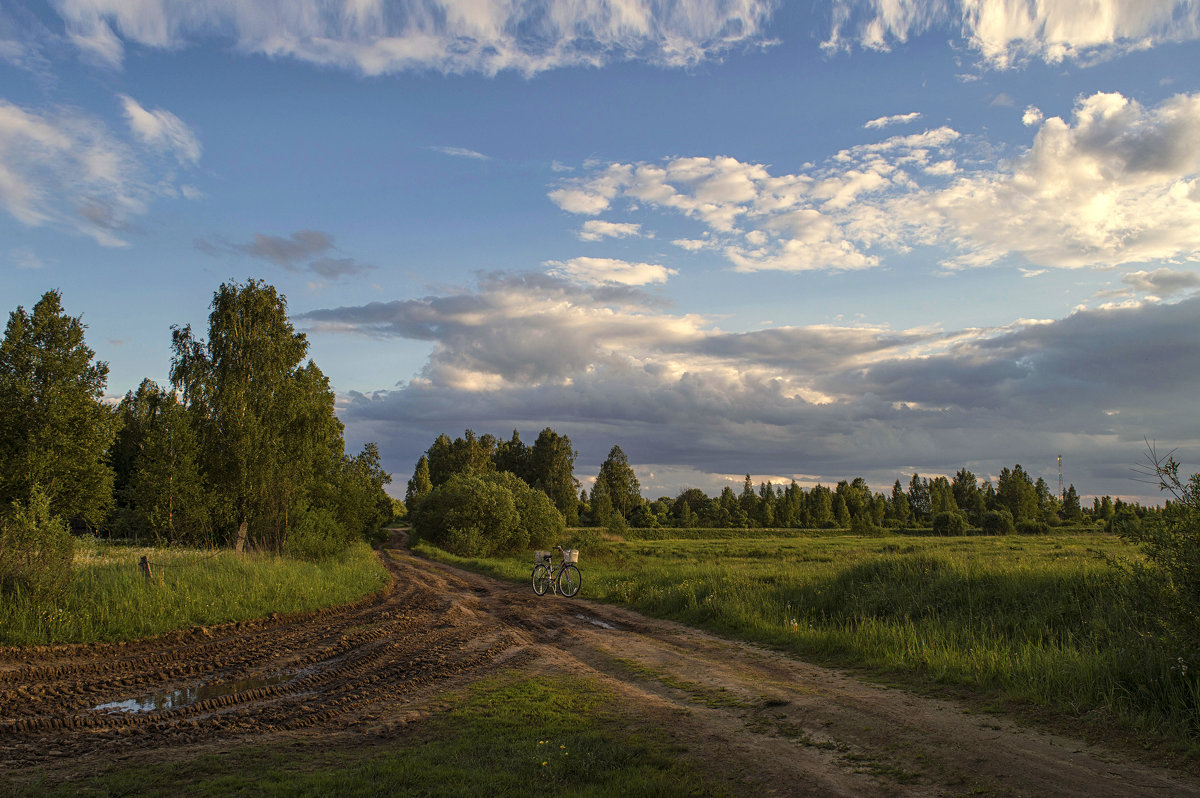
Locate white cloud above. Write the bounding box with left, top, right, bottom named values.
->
left=825, top=0, right=1200, bottom=67
left=52, top=0, right=777, bottom=75
left=0, top=99, right=198, bottom=246
left=578, top=220, right=646, bottom=242
left=429, top=145, right=490, bottom=160
left=864, top=111, right=921, bottom=129
left=119, top=94, right=201, bottom=164
left=546, top=256, right=677, bottom=286
left=1022, top=105, right=1044, bottom=126
left=551, top=91, right=1200, bottom=274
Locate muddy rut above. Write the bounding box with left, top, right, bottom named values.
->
left=2, top=537, right=1198, bottom=796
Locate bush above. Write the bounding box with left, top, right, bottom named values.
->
left=0, top=486, right=75, bottom=603
left=931, top=511, right=968, bottom=536
left=285, top=504, right=353, bottom=561
left=1123, top=449, right=1200, bottom=658
left=412, top=472, right=564, bottom=557
left=979, top=509, right=1015, bottom=536
left=1016, top=519, right=1050, bottom=535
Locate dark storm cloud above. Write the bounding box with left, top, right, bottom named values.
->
left=313, top=275, right=1200, bottom=501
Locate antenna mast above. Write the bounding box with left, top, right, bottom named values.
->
left=1058, top=454, right=1064, bottom=501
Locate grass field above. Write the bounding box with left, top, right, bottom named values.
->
left=0, top=537, right=389, bottom=645
left=419, top=530, right=1200, bottom=758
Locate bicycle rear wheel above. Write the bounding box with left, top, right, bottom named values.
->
left=559, top=564, right=581, bottom=597
left=531, top=564, right=550, bottom=596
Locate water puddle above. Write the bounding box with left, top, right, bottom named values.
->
left=576, top=613, right=617, bottom=630
left=94, top=673, right=294, bottom=714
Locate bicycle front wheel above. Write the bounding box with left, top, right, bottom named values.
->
left=531, top=564, right=550, bottom=596
left=559, top=564, right=581, bottom=598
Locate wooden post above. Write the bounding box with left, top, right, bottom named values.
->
left=139, top=555, right=153, bottom=581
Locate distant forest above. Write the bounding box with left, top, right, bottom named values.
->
left=407, top=429, right=1151, bottom=534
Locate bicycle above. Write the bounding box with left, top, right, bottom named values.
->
left=531, top=545, right=581, bottom=597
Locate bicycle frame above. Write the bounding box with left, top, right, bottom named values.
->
left=532, top=546, right=581, bottom=597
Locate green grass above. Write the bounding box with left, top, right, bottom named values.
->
left=0, top=537, right=389, bottom=645
left=418, top=531, right=1200, bottom=758
left=6, top=671, right=729, bottom=797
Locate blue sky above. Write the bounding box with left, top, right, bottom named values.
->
left=3, top=1, right=1200, bottom=503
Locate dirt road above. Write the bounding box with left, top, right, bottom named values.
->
left=2, top=537, right=1198, bottom=796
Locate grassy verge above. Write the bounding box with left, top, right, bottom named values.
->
left=7, top=671, right=729, bottom=797
left=0, top=538, right=389, bottom=645
left=416, top=532, right=1200, bottom=760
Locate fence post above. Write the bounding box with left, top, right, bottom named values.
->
left=139, top=555, right=153, bottom=581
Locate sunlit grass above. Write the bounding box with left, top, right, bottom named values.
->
left=419, top=531, right=1200, bottom=755
left=0, top=537, right=389, bottom=645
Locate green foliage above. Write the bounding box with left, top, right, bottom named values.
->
left=596, top=445, right=641, bottom=521
left=412, top=472, right=564, bottom=557
left=405, top=454, right=433, bottom=511
left=169, top=280, right=384, bottom=555
left=0, top=290, right=117, bottom=523
left=1123, top=448, right=1200, bottom=660
left=0, top=486, right=74, bottom=604
left=931, top=511, right=968, bottom=536
left=113, top=380, right=215, bottom=546
left=1016, top=519, right=1050, bottom=535
left=284, top=505, right=353, bottom=561
left=980, top=509, right=1016, bottom=536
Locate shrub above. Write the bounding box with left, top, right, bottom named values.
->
left=0, top=486, right=75, bottom=603
left=412, top=472, right=564, bottom=557
left=979, top=509, right=1015, bottom=536
left=931, top=511, right=968, bottom=536
left=1016, top=519, right=1050, bottom=535
left=285, top=504, right=352, bottom=561
left=1123, top=449, right=1200, bottom=658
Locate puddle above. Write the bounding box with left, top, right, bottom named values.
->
left=93, top=673, right=294, bottom=714
left=576, top=613, right=617, bottom=630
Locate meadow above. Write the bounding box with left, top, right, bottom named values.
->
left=0, top=537, right=389, bottom=645
left=419, top=529, right=1200, bottom=758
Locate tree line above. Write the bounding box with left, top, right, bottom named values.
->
left=406, top=430, right=1149, bottom=536
left=0, top=281, right=393, bottom=579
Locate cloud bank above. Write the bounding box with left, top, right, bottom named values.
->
left=53, top=0, right=777, bottom=75
left=302, top=273, right=1200, bottom=498
left=550, top=91, right=1200, bottom=273
left=825, top=0, right=1200, bottom=67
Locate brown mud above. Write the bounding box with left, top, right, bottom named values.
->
left=2, top=533, right=1198, bottom=796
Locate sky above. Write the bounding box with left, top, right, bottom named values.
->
left=3, top=1, right=1200, bottom=504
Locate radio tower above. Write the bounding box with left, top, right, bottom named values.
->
left=1058, top=454, right=1064, bottom=501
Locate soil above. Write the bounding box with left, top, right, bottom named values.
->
left=2, top=533, right=1199, bottom=796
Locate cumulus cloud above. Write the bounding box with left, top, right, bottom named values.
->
left=303, top=275, right=1200, bottom=499
left=864, top=111, right=922, bottom=129
left=197, top=229, right=374, bottom=279
left=51, top=0, right=776, bottom=75
left=119, top=94, right=201, bottom=164
left=546, top=256, right=677, bottom=286
left=550, top=91, right=1200, bottom=273
left=0, top=98, right=199, bottom=246
left=824, top=0, right=1200, bottom=68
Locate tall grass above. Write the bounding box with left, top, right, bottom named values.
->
left=421, top=532, right=1200, bottom=754
left=0, top=537, right=389, bottom=645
